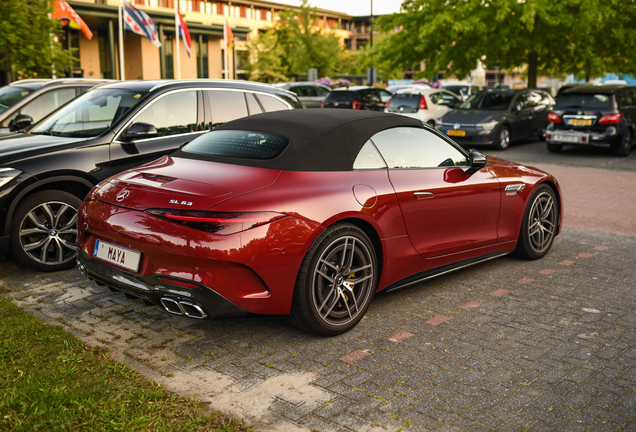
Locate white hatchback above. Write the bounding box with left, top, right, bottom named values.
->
left=385, top=86, right=462, bottom=126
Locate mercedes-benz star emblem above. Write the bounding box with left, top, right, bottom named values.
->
left=453, top=123, right=460, bottom=130
left=116, top=190, right=130, bottom=202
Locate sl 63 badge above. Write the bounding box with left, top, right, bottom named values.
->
left=170, top=199, right=193, bottom=206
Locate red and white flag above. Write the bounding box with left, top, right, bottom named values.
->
left=123, top=0, right=161, bottom=47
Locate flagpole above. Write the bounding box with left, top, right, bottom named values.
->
left=174, top=3, right=181, bottom=79
left=223, top=17, right=229, bottom=80
left=118, top=0, right=124, bottom=80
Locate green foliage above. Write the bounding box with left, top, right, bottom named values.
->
left=376, top=0, right=636, bottom=87
left=246, top=0, right=344, bottom=81
left=0, top=297, right=249, bottom=431
left=0, top=0, right=75, bottom=79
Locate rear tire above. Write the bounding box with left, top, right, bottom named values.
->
left=547, top=143, right=563, bottom=153
left=614, top=129, right=632, bottom=157
left=514, top=185, right=559, bottom=260
left=493, top=126, right=511, bottom=150
left=286, top=223, right=377, bottom=336
left=10, top=190, right=81, bottom=272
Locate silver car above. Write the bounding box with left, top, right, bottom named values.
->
left=273, top=82, right=332, bottom=108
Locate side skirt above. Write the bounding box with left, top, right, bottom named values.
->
left=380, top=251, right=512, bottom=293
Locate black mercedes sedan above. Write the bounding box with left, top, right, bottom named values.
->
left=436, top=89, right=555, bottom=150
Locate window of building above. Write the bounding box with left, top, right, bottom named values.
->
left=196, top=35, right=209, bottom=78
left=163, top=34, right=174, bottom=79
left=98, top=33, right=113, bottom=79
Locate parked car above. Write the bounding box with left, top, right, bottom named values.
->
left=0, top=78, right=114, bottom=135
left=321, top=86, right=392, bottom=111
left=442, top=84, right=481, bottom=101
left=0, top=79, right=302, bottom=272
left=545, top=84, right=634, bottom=156
left=555, top=83, right=581, bottom=99
left=436, top=88, right=555, bottom=150
left=272, top=81, right=331, bottom=108
left=76, top=109, right=562, bottom=336
left=385, top=86, right=461, bottom=126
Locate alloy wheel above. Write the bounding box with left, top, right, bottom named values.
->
left=527, top=191, right=557, bottom=254
left=18, top=201, right=78, bottom=267
left=499, top=128, right=510, bottom=149
left=311, top=235, right=375, bottom=328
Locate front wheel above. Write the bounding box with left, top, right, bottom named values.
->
left=286, top=224, right=377, bottom=336
left=10, top=190, right=82, bottom=272
left=493, top=126, right=511, bottom=150
left=514, top=185, right=559, bottom=260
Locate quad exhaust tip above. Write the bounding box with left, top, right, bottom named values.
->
left=160, top=297, right=207, bottom=319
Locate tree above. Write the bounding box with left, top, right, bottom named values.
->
left=246, top=0, right=344, bottom=81
left=0, top=0, right=74, bottom=80
left=376, top=0, right=636, bottom=88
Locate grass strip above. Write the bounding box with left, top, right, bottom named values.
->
left=0, top=296, right=250, bottom=431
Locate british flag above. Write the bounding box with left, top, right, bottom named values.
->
left=123, top=0, right=161, bottom=47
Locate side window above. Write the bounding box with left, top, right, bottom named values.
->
left=527, top=91, right=543, bottom=107
left=371, top=127, right=468, bottom=169
left=365, top=90, right=380, bottom=103
left=20, top=88, right=76, bottom=123
left=207, top=90, right=248, bottom=127
left=429, top=92, right=443, bottom=105
left=315, top=86, right=330, bottom=97
left=377, top=89, right=392, bottom=103
left=296, top=86, right=316, bottom=97
left=353, top=140, right=387, bottom=170
left=515, top=93, right=530, bottom=110
left=256, top=94, right=289, bottom=112
left=441, top=92, right=460, bottom=106
left=245, top=92, right=263, bottom=115
left=134, top=90, right=197, bottom=137
left=622, top=89, right=635, bottom=107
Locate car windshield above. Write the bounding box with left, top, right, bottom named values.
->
left=31, top=88, right=145, bottom=138
left=0, top=86, right=33, bottom=114
left=459, top=92, right=514, bottom=110
left=326, top=91, right=356, bottom=102
left=555, top=93, right=612, bottom=109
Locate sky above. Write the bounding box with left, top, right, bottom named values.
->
left=271, top=0, right=404, bottom=16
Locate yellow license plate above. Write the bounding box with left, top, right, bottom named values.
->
left=447, top=130, right=466, bottom=137
left=569, top=119, right=592, bottom=126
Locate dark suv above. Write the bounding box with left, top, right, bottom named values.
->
left=0, top=79, right=302, bottom=271
left=321, top=86, right=392, bottom=111
left=0, top=78, right=114, bottom=135
left=546, top=84, right=635, bottom=156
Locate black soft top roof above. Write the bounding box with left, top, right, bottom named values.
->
left=175, top=109, right=424, bottom=171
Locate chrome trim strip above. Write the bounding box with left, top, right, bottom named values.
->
left=386, top=252, right=510, bottom=292
left=505, top=183, right=526, bottom=192
left=414, top=192, right=435, bottom=197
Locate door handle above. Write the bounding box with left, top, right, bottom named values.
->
left=414, top=192, right=435, bottom=199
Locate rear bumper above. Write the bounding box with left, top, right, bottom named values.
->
left=77, top=248, right=248, bottom=320
left=545, top=126, right=621, bottom=148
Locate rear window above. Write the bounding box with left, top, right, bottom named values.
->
left=325, top=91, right=356, bottom=102
left=387, top=94, right=421, bottom=113
left=555, top=93, right=613, bottom=109
left=182, top=130, right=288, bottom=159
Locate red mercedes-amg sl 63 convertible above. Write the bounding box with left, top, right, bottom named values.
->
left=77, top=109, right=562, bottom=335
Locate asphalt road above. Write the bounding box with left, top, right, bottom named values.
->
left=2, top=139, right=635, bottom=431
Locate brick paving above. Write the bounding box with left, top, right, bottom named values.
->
left=2, top=226, right=636, bottom=431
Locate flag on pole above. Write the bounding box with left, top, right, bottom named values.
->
left=123, top=0, right=161, bottom=47
left=224, top=17, right=235, bottom=51
left=51, top=0, right=93, bottom=40
left=176, top=7, right=192, bottom=58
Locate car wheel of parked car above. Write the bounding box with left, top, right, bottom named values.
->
left=10, top=190, right=81, bottom=272
left=493, top=126, right=511, bottom=150
left=547, top=143, right=563, bottom=153
left=514, top=185, right=558, bottom=260
left=614, top=129, right=633, bottom=157
left=287, top=223, right=377, bottom=336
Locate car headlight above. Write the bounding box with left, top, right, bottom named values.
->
left=0, top=168, right=22, bottom=189
left=476, top=121, right=498, bottom=131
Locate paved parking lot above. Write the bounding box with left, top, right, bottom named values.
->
left=2, top=143, right=635, bottom=431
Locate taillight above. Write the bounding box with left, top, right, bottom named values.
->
left=598, top=113, right=624, bottom=125
left=385, top=96, right=393, bottom=109
left=547, top=112, right=561, bottom=123
left=145, top=210, right=286, bottom=235
left=419, top=95, right=427, bottom=110
left=352, top=100, right=361, bottom=110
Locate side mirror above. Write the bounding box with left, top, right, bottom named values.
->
left=467, top=150, right=487, bottom=174
left=10, top=114, right=34, bottom=132
left=121, top=122, right=158, bottom=141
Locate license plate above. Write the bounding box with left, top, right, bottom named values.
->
left=447, top=130, right=466, bottom=137
left=552, top=134, right=586, bottom=143
left=93, top=239, right=141, bottom=272
left=567, top=118, right=592, bottom=126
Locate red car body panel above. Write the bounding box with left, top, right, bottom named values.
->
left=77, top=152, right=562, bottom=317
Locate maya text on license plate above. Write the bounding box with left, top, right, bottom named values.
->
left=93, top=240, right=141, bottom=272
